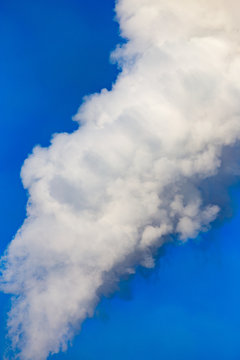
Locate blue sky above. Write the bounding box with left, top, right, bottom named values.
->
left=1, top=0, right=240, bottom=359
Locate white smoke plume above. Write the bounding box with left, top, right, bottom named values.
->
left=1, top=0, right=240, bottom=358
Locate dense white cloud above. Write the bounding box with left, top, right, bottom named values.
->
left=1, top=0, right=240, bottom=359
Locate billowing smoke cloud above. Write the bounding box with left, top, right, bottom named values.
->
left=1, top=0, right=240, bottom=359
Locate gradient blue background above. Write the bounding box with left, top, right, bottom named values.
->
left=1, top=1, right=240, bottom=359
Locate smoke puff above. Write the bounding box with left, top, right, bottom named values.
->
left=1, top=0, right=240, bottom=359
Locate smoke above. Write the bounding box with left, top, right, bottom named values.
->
left=1, top=0, right=240, bottom=358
